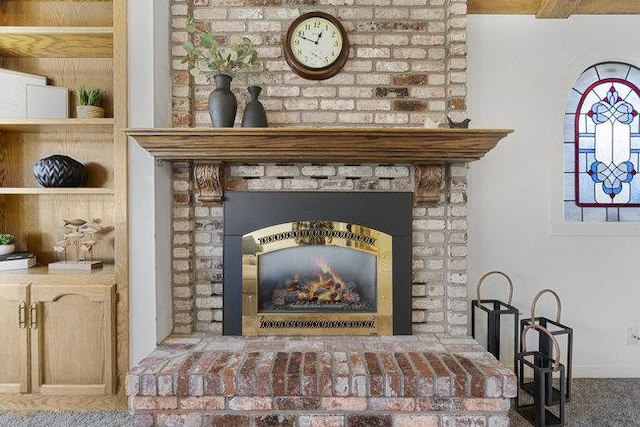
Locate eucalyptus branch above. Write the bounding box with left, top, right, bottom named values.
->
left=182, top=17, right=258, bottom=78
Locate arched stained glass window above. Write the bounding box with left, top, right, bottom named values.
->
left=565, top=62, right=640, bottom=222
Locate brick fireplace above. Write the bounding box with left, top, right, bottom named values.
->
left=125, top=0, right=518, bottom=424
left=125, top=128, right=514, bottom=426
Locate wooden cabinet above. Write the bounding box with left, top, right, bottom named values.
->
left=0, top=282, right=116, bottom=396
left=31, top=284, right=116, bottom=395
left=0, top=284, right=29, bottom=394
left=0, top=0, right=127, bottom=406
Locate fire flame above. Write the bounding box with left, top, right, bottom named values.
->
left=296, top=257, right=345, bottom=303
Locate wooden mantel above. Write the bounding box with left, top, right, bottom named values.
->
left=126, top=127, right=512, bottom=164
left=126, top=127, right=513, bottom=205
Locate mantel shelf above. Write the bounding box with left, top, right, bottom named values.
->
left=126, top=127, right=513, bottom=165
left=126, top=127, right=514, bottom=206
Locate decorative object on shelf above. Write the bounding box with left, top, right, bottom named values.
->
left=447, top=116, right=471, bottom=128
left=241, top=85, right=268, bottom=127
left=0, top=254, right=36, bottom=271
left=33, top=154, right=86, bottom=187
left=208, top=74, right=238, bottom=127
left=423, top=116, right=442, bottom=129
left=283, top=11, right=350, bottom=80
left=49, top=218, right=104, bottom=271
left=0, top=68, right=47, bottom=119
left=26, top=84, right=69, bottom=119
left=0, top=233, right=16, bottom=256
left=76, top=85, right=105, bottom=118
left=182, top=17, right=258, bottom=127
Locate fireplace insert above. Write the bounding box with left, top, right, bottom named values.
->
left=242, top=220, right=392, bottom=335
left=223, top=191, right=412, bottom=336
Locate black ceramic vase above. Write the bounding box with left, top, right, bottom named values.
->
left=33, top=154, right=86, bottom=187
left=241, top=85, right=268, bottom=128
left=209, top=74, right=237, bottom=127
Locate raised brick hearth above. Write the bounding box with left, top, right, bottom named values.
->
left=127, top=334, right=516, bottom=426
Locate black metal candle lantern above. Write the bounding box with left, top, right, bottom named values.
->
left=516, top=323, right=566, bottom=426
left=520, top=288, right=573, bottom=406
left=471, top=270, right=520, bottom=371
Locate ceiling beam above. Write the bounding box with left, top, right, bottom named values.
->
left=467, top=0, right=538, bottom=15
left=468, top=0, right=640, bottom=16
left=579, top=0, right=640, bottom=14
left=536, top=0, right=582, bottom=18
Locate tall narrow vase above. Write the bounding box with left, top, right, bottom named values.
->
left=241, top=85, right=268, bottom=128
left=209, top=74, right=237, bottom=127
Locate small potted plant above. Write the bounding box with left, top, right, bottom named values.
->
left=182, top=17, right=258, bottom=127
left=0, top=233, right=16, bottom=255
left=76, top=85, right=105, bottom=118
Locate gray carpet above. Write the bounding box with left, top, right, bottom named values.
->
left=0, top=410, right=133, bottom=426
left=510, top=378, right=640, bottom=426
left=0, top=379, right=638, bottom=426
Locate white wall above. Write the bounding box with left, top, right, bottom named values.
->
left=128, top=0, right=172, bottom=365
left=468, top=15, right=640, bottom=377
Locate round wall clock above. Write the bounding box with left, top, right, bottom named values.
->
left=284, top=11, right=349, bottom=80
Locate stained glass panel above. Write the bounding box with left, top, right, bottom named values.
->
left=565, top=62, right=640, bottom=222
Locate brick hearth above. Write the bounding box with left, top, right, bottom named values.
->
left=127, top=334, right=515, bottom=426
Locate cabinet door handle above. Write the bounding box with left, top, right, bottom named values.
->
left=29, top=303, right=38, bottom=329
left=18, top=302, right=28, bottom=329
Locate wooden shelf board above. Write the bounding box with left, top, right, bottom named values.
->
left=0, top=187, right=114, bottom=195
left=0, top=118, right=114, bottom=133
left=126, top=127, right=514, bottom=164
left=0, top=264, right=115, bottom=285
left=0, top=27, right=112, bottom=57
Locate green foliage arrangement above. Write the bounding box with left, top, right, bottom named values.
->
left=76, top=86, right=104, bottom=107
left=0, top=233, right=16, bottom=245
left=182, top=17, right=258, bottom=78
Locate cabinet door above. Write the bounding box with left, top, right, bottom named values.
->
left=0, top=284, right=30, bottom=393
left=30, top=284, right=116, bottom=395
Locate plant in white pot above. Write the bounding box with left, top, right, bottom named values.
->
left=0, top=233, right=16, bottom=255
left=76, top=86, right=105, bottom=118
left=182, top=17, right=258, bottom=127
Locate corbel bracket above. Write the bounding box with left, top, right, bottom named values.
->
left=194, top=162, right=225, bottom=205
left=413, top=165, right=444, bottom=206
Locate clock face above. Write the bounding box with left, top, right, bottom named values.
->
left=284, top=12, right=349, bottom=80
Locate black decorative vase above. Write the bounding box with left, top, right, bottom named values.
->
left=241, top=85, right=268, bottom=128
left=33, top=155, right=86, bottom=187
left=209, top=74, right=237, bottom=127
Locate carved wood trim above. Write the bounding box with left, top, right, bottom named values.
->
left=413, top=165, right=444, bottom=206
left=193, top=162, right=225, bottom=205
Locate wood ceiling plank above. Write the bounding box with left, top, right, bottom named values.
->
left=537, top=0, right=582, bottom=18
left=468, top=0, right=640, bottom=15
left=468, top=0, right=539, bottom=15
left=578, top=0, right=640, bottom=14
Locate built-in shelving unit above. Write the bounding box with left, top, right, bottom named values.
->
left=0, top=0, right=127, bottom=408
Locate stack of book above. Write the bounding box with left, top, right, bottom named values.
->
left=0, top=251, right=37, bottom=271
